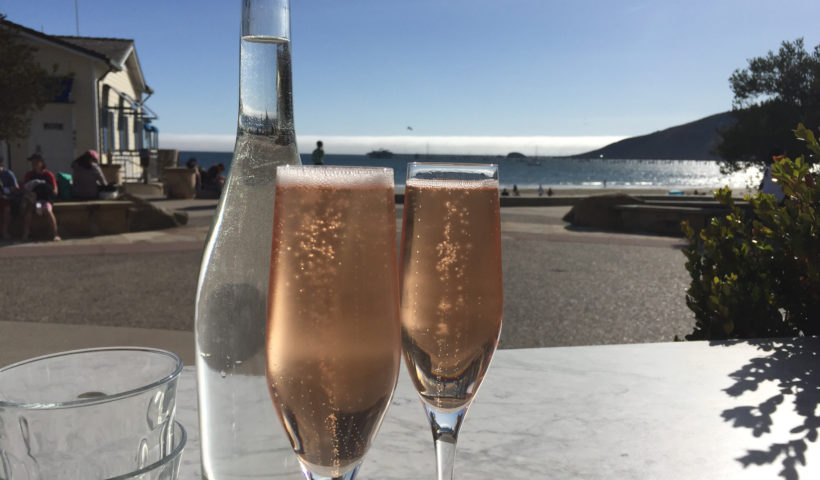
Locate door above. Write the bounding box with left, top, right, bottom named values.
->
left=30, top=103, right=76, bottom=173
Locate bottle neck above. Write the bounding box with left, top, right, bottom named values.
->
left=238, top=36, right=295, bottom=145
left=238, top=0, right=295, bottom=146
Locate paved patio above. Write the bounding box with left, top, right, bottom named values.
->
left=0, top=199, right=694, bottom=366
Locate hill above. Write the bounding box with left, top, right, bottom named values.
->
left=573, top=111, right=736, bottom=160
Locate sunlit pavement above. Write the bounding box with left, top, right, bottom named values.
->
left=0, top=201, right=695, bottom=366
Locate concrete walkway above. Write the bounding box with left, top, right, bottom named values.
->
left=0, top=321, right=197, bottom=365
left=0, top=197, right=695, bottom=367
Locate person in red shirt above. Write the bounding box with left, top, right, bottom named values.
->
left=21, top=153, right=60, bottom=241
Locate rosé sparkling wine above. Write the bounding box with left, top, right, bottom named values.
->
left=266, top=166, right=401, bottom=479
left=400, top=178, right=503, bottom=411
left=400, top=163, right=502, bottom=480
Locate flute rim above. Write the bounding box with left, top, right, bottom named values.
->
left=276, top=165, right=394, bottom=173
left=407, top=162, right=498, bottom=168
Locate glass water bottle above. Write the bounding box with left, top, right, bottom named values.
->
left=195, top=1, right=301, bottom=478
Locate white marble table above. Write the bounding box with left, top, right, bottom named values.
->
left=176, top=337, right=819, bottom=479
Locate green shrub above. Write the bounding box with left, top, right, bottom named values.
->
left=683, top=124, right=819, bottom=340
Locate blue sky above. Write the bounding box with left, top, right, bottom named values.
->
left=2, top=0, right=819, bottom=154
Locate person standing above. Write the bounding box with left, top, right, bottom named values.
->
left=139, top=148, right=151, bottom=184
left=311, top=140, right=325, bottom=165
left=186, top=157, right=203, bottom=190
left=0, top=157, right=20, bottom=240
left=21, top=154, right=60, bottom=241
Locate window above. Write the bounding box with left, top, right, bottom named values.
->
left=134, top=118, right=144, bottom=150
left=118, top=115, right=129, bottom=151
left=104, top=111, right=115, bottom=154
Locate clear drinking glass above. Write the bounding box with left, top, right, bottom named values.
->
left=400, top=163, right=503, bottom=480
left=111, top=421, right=186, bottom=480
left=265, top=166, right=402, bottom=480
left=0, top=347, right=183, bottom=480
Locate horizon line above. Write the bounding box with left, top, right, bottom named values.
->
left=159, top=134, right=626, bottom=156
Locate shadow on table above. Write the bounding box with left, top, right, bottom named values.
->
left=715, top=338, right=819, bottom=480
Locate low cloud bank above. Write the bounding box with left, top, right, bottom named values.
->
left=161, top=133, right=624, bottom=156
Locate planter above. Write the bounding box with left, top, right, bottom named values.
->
left=99, top=164, right=123, bottom=185
left=163, top=168, right=197, bottom=199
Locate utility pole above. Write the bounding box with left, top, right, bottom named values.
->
left=74, top=0, right=80, bottom=36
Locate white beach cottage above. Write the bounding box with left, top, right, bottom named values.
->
left=2, top=18, right=159, bottom=183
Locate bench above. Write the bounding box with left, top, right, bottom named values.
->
left=637, top=199, right=749, bottom=209
left=612, top=204, right=730, bottom=236
left=53, top=201, right=133, bottom=237
left=4, top=200, right=133, bottom=240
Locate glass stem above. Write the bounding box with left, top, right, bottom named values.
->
left=300, top=464, right=360, bottom=480
left=435, top=433, right=457, bottom=480
left=425, top=404, right=468, bottom=480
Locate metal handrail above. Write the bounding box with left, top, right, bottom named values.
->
left=108, top=149, right=161, bottom=183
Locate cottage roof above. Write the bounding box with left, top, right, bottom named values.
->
left=1, top=18, right=150, bottom=94
left=2, top=18, right=110, bottom=65
left=55, top=36, right=134, bottom=66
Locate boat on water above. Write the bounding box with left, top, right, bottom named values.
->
left=367, top=149, right=394, bottom=159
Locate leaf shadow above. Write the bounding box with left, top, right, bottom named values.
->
left=715, top=337, right=820, bottom=480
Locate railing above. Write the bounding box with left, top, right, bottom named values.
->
left=109, top=153, right=141, bottom=182
left=108, top=149, right=175, bottom=183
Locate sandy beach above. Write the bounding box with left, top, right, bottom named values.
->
left=507, top=185, right=754, bottom=197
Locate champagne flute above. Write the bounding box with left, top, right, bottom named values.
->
left=399, top=163, right=503, bottom=480
left=266, top=166, right=401, bottom=480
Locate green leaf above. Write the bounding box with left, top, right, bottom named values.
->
left=683, top=121, right=820, bottom=341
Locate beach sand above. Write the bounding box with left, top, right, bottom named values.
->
left=394, top=184, right=753, bottom=199
left=504, top=185, right=754, bottom=197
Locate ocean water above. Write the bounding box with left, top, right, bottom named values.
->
left=178, top=151, right=760, bottom=190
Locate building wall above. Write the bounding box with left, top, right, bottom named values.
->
left=8, top=31, right=152, bottom=182
left=104, top=68, right=138, bottom=100
left=8, top=38, right=105, bottom=177
left=100, top=65, right=145, bottom=158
